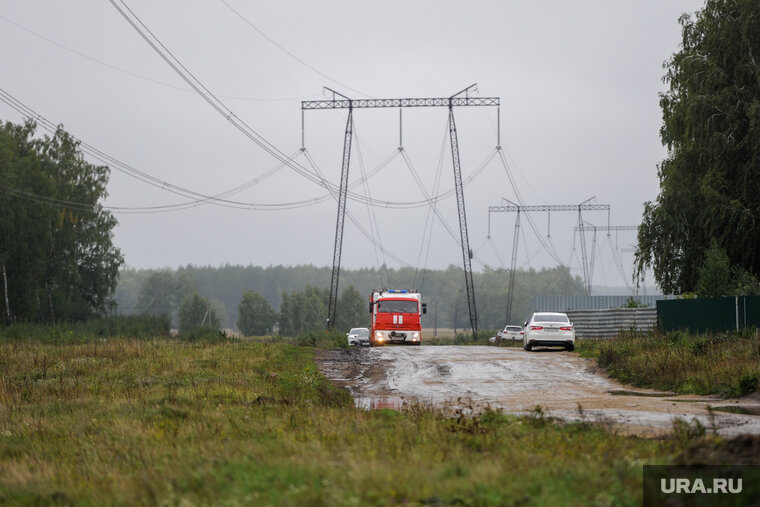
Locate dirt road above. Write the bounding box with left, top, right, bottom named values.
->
left=316, top=345, right=760, bottom=436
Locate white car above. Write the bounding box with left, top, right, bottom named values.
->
left=489, top=325, right=523, bottom=343
left=522, top=312, right=575, bottom=351
left=347, top=327, right=370, bottom=346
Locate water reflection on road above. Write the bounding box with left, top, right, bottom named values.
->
left=323, top=345, right=760, bottom=437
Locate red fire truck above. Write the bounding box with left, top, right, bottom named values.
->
left=368, top=289, right=426, bottom=346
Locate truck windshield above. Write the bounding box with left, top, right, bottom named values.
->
left=377, top=300, right=418, bottom=314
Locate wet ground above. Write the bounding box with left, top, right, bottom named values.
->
left=316, top=345, right=760, bottom=437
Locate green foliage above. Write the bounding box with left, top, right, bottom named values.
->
left=208, top=298, right=229, bottom=329
left=733, top=267, right=760, bottom=295
left=135, top=269, right=198, bottom=325
left=0, top=315, right=169, bottom=343
left=695, top=243, right=734, bottom=297
left=178, top=292, right=220, bottom=333
left=0, top=120, right=123, bottom=323
left=672, top=418, right=707, bottom=450
left=294, top=329, right=346, bottom=348
left=114, top=264, right=584, bottom=333
left=0, top=336, right=676, bottom=505
left=635, top=0, right=760, bottom=294
left=581, top=329, right=760, bottom=397
left=237, top=290, right=276, bottom=336
left=279, top=285, right=329, bottom=336
left=693, top=243, right=760, bottom=297
left=621, top=297, right=649, bottom=308
left=335, top=285, right=368, bottom=332
left=179, top=327, right=230, bottom=343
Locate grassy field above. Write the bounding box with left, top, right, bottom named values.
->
left=579, top=329, right=760, bottom=397
left=2, top=324, right=757, bottom=505
left=0, top=330, right=689, bottom=506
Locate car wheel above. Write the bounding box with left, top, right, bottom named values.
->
left=565, top=343, right=575, bottom=352
left=524, top=342, right=532, bottom=351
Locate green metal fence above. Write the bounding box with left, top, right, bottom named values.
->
left=657, top=296, right=760, bottom=333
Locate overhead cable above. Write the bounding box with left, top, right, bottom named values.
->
left=109, top=1, right=491, bottom=210
left=496, top=149, right=566, bottom=266
left=218, top=0, right=372, bottom=98
left=0, top=14, right=318, bottom=103
left=0, top=87, right=424, bottom=212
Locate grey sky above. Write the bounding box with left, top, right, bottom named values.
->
left=0, top=1, right=704, bottom=290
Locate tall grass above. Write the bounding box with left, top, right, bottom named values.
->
left=0, top=330, right=677, bottom=505
left=580, top=329, right=760, bottom=397
left=0, top=315, right=170, bottom=343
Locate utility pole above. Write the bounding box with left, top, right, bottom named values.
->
left=434, top=300, right=438, bottom=338
left=303, top=84, right=499, bottom=338
left=488, top=199, right=610, bottom=322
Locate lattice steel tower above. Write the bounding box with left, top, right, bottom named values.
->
left=302, top=84, right=499, bottom=338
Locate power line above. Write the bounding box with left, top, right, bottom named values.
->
left=0, top=87, right=458, bottom=212
left=218, top=0, right=372, bottom=98
left=58, top=4, right=494, bottom=211
left=0, top=14, right=319, bottom=103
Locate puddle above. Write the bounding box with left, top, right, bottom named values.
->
left=318, top=346, right=760, bottom=436
left=609, top=390, right=677, bottom=397
left=354, top=396, right=405, bottom=410
left=711, top=405, right=760, bottom=416
left=667, top=398, right=722, bottom=403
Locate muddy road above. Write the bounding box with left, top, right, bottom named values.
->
left=316, top=345, right=760, bottom=436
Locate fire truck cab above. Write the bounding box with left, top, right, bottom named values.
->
left=368, top=289, right=426, bottom=346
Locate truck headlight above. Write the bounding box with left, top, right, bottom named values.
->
left=412, top=332, right=420, bottom=339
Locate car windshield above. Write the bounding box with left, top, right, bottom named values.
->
left=351, top=329, right=369, bottom=337
left=377, top=300, right=418, bottom=314
left=533, top=314, right=569, bottom=323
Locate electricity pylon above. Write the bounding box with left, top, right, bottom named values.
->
left=303, top=85, right=499, bottom=338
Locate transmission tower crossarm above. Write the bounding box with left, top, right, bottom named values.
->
left=488, top=199, right=612, bottom=302
left=573, top=225, right=639, bottom=232
left=489, top=204, right=610, bottom=213
left=302, top=97, right=499, bottom=110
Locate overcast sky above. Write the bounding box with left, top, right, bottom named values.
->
left=0, top=0, right=705, bottom=291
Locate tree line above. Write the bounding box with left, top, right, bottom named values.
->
left=114, top=263, right=586, bottom=334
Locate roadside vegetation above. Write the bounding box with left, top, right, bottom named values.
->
left=424, top=329, right=498, bottom=346
left=580, top=329, right=760, bottom=398
left=116, top=264, right=585, bottom=332
left=0, top=322, right=692, bottom=506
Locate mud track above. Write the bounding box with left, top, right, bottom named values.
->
left=316, top=345, right=760, bottom=437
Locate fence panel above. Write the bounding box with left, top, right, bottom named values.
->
left=657, top=296, right=760, bottom=333
left=534, top=295, right=675, bottom=312
left=566, top=308, right=657, bottom=338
